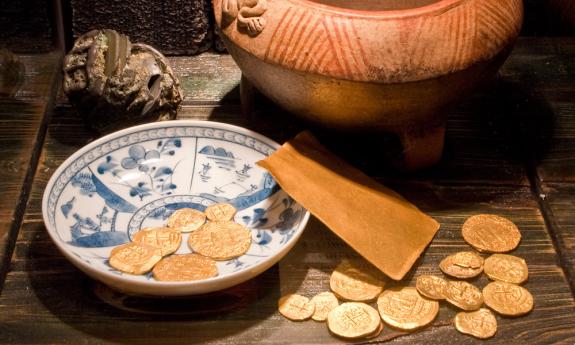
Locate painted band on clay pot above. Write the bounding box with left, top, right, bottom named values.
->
left=214, top=0, right=524, bottom=170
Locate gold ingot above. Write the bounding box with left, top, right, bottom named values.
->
left=483, top=281, right=533, bottom=316
left=327, top=302, right=381, bottom=339
left=444, top=280, right=483, bottom=311
left=416, top=275, right=448, bottom=300
left=376, top=287, right=439, bottom=331
left=439, top=251, right=484, bottom=279
left=484, top=254, right=528, bottom=284
left=167, top=208, right=206, bottom=233
left=329, top=259, right=385, bottom=302
left=109, top=242, right=162, bottom=275
left=152, top=253, right=218, bottom=281
left=188, top=221, right=252, bottom=260
left=462, top=214, right=521, bottom=253
left=310, top=292, right=339, bottom=322
left=205, top=203, right=237, bottom=222
left=454, top=308, right=497, bottom=339
left=132, top=227, right=182, bottom=256
left=278, top=294, right=315, bottom=321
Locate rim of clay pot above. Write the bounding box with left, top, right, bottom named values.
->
left=295, top=0, right=466, bottom=19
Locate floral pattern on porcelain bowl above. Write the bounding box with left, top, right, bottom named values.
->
left=42, top=120, right=309, bottom=296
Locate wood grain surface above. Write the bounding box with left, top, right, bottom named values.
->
left=0, top=52, right=61, bottom=291
left=0, top=38, right=574, bottom=344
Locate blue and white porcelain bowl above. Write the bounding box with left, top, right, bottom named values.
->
left=42, top=120, right=309, bottom=296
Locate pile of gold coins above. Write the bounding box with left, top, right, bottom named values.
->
left=108, top=203, right=252, bottom=281
left=278, top=214, right=534, bottom=340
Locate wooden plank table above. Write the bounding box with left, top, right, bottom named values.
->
left=1, top=38, right=575, bottom=344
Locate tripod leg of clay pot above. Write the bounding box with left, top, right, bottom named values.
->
left=396, top=124, right=446, bottom=171
left=240, top=74, right=256, bottom=116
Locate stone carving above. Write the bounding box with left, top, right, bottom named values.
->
left=222, top=0, right=268, bottom=35
left=63, top=29, right=182, bottom=133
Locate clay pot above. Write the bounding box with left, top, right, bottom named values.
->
left=214, top=0, right=523, bottom=170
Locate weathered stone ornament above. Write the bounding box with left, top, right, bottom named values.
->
left=63, top=29, right=182, bottom=133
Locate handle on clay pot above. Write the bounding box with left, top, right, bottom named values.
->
left=217, top=0, right=269, bottom=36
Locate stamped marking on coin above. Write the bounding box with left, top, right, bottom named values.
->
left=444, top=280, right=483, bottom=311
left=188, top=221, right=252, bottom=260
left=439, top=251, right=484, bottom=279
left=152, top=253, right=218, bottom=281
left=278, top=294, right=315, bottom=321
left=327, top=302, right=381, bottom=339
left=205, top=203, right=237, bottom=222
left=330, top=259, right=385, bottom=302
left=455, top=308, right=497, bottom=339
left=109, top=242, right=162, bottom=275
left=416, top=275, right=448, bottom=300
left=167, top=208, right=206, bottom=233
left=311, top=292, right=339, bottom=322
left=484, top=254, right=528, bottom=284
left=376, top=287, right=439, bottom=330
left=462, top=214, right=521, bottom=252
left=483, top=281, right=533, bottom=316
left=132, top=227, right=182, bottom=256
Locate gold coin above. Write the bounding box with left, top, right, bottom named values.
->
left=330, top=259, right=385, bottom=302
left=483, top=281, right=533, bottom=316
left=278, top=294, right=315, bottom=321
left=376, top=287, right=439, bottom=331
left=327, top=302, right=381, bottom=339
left=416, top=275, right=448, bottom=300
left=364, top=320, right=384, bottom=339
left=462, top=214, right=521, bottom=253
left=454, top=308, right=497, bottom=339
left=444, top=280, right=483, bottom=311
left=484, top=254, right=528, bottom=284
left=109, top=242, right=162, bottom=275
left=132, top=227, right=182, bottom=256
left=152, top=253, right=218, bottom=281
left=439, top=251, right=484, bottom=279
left=188, top=221, right=252, bottom=260
left=205, top=203, right=237, bottom=222
left=310, top=292, right=339, bottom=322
left=167, top=208, right=206, bottom=233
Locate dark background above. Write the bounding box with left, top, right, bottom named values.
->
left=0, top=0, right=574, bottom=54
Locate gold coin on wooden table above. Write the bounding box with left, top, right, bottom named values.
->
left=416, top=275, right=448, bottom=300
left=454, top=308, right=498, bottom=339
left=330, top=259, right=385, bottom=302
left=205, top=203, right=237, bottom=222
left=327, top=302, right=382, bottom=339
left=188, top=221, right=252, bottom=260
left=152, top=253, right=218, bottom=281
left=310, top=292, right=339, bottom=322
left=132, top=227, right=181, bottom=256
left=278, top=294, right=315, bottom=321
left=376, top=287, right=439, bottom=331
left=484, top=254, right=528, bottom=284
left=483, top=281, right=533, bottom=316
left=167, top=208, right=206, bottom=233
left=461, top=214, right=521, bottom=253
left=444, top=280, right=483, bottom=311
left=439, top=251, right=484, bottom=279
left=364, top=320, right=384, bottom=339
left=109, top=242, right=162, bottom=275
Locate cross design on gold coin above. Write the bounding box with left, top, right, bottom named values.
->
left=492, top=285, right=519, bottom=301
left=342, top=308, right=369, bottom=326
left=290, top=300, right=312, bottom=313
